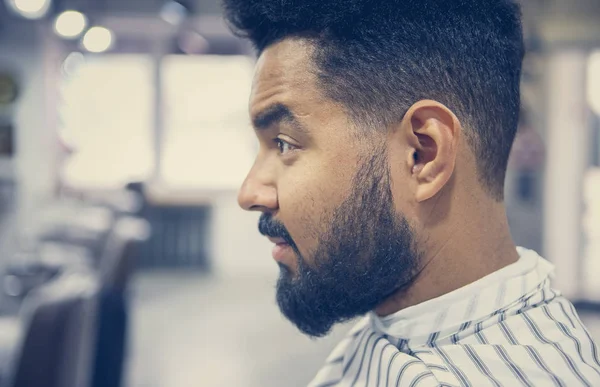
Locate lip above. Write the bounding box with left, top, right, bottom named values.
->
left=266, top=237, right=293, bottom=262
left=272, top=243, right=293, bottom=262
left=267, top=236, right=287, bottom=245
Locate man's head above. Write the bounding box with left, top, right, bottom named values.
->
left=227, top=0, right=524, bottom=336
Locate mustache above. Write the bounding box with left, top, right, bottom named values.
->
left=258, top=213, right=297, bottom=249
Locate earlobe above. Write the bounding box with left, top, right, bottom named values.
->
left=404, top=100, right=461, bottom=202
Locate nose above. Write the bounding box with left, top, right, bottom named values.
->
left=238, top=164, right=278, bottom=212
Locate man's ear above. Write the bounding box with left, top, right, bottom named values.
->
left=401, top=100, right=461, bottom=202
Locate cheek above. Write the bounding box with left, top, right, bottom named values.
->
left=277, top=157, right=356, bottom=256
left=277, top=178, right=323, bottom=256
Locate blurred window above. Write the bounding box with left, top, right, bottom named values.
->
left=59, top=54, right=155, bottom=189
left=59, top=54, right=256, bottom=191
left=160, top=55, right=256, bottom=190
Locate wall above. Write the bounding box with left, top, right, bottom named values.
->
left=0, top=19, right=60, bottom=234
left=543, top=49, right=591, bottom=299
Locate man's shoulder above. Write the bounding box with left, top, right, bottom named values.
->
left=309, top=298, right=600, bottom=387
left=476, top=292, right=595, bottom=347
left=440, top=296, right=600, bottom=386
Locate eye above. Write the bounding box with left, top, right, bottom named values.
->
left=274, top=138, right=297, bottom=155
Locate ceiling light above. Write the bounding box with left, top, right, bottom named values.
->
left=8, top=0, right=51, bottom=19
left=82, top=27, right=114, bottom=54
left=160, top=1, right=187, bottom=26
left=54, top=11, right=87, bottom=39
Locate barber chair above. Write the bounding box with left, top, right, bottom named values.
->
left=3, top=268, right=99, bottom=387
left=34, top=206, right=114, bottom=261
left=91, top=216, right=149, bottom=387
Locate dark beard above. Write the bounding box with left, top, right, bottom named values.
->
left=259, top=152, right=420, bottom=337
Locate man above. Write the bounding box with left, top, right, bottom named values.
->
left=225, top=0, right=600, bottom=385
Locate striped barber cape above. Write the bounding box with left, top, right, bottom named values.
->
left=308, top=247, right=600, bottom=387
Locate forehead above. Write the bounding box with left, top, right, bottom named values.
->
left=250, top=39, right=324, bottom=118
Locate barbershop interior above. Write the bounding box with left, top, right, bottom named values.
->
left=0, top=0, right=598, bottom=386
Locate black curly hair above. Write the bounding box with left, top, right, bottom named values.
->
left=222, top=0, right=525, bottom=200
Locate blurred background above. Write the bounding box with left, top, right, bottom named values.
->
left=0, top=0, right=597, bottom=386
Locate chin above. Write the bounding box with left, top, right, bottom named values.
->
left=276, top=261, right=298, bottom=281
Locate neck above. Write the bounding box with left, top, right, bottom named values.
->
left=375, top=197, right=519, bottom=317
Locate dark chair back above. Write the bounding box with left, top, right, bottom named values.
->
left=99, top=216, right=149, bottom=292
left=91, top=216, right=148, bottom=387
left=5, top=270, right=99, bottom=387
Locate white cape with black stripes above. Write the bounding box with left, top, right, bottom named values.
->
left=308, top=247, right=600, bottom=387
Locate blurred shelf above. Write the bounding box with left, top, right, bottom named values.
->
left=144, top=182, right=237, bottom=206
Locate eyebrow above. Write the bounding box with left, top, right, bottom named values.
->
left=252, top=103, right=307, bottom=133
